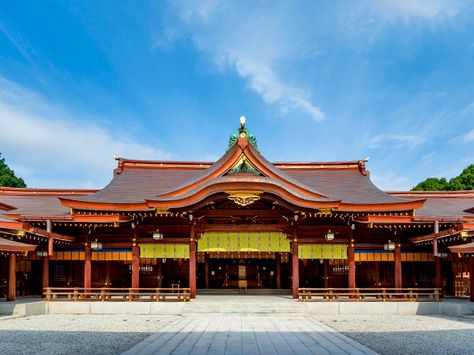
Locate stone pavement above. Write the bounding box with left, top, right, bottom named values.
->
left=123, top=316, right=377, bottom=355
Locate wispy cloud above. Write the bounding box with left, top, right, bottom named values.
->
left=370, top=0, right=470, bottom=19
left=463, top=128, right=474, bottom=142
left=0, top=77, right=174, bottom=188
left=366, top=134, right=426, bottom=149
left=161, top=1, right=325, bottom=121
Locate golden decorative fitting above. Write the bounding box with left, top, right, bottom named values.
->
left=318, top=208, right=332, bottom=216
left=17, top=230, right=26, bottom=237
left=155, top=207, right=170, bottom=216
left=460, top=231, right=468, bottom=238
left=226, top=190, right=262, bottom=207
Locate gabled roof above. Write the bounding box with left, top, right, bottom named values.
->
left=388, top=191, right=474, bottom=218
left=59, top=131, right=424, bottom=213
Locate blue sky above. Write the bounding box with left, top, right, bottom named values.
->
left=0, top=0, right=473, bottom=190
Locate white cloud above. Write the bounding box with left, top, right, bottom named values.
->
left=0, top=78, right=174, bottom=188
left=162, top=1, right=325, bottom=121
left=463, top=128, right=474, bottom=142
left=366, top=134, right=426, bottom=149
left=370, top=0, right=469, bottom=19
left=371, top=172, right=413, bottom=191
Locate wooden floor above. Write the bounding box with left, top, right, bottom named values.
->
left=123, top=316, right=376, bottom=355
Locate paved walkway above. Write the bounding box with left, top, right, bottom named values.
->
left=123, top=316, right=377, bottom=355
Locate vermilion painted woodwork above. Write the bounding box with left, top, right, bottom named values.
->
left=276, top=253, right=281, bottom=289
left=470, top=258, right=474, bottom=302
left=291, top=238, right=299, bottom=299
left=84, top=243, right=91, bottom=289
left=189, top=225, right=197, bottom=298
left=132, top=245, right=140, bottom=289
left=42, top=256, right=49, bottom=296
left=204, top=254, right=209, bottom=289
left=348, top=239, right=356, bottom=289
left=394, top=238, right=402, bottom=289
left=7, top=254, right=16, bottom=301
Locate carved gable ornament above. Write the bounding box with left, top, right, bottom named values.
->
left=226, top=190, right=263, bottom=207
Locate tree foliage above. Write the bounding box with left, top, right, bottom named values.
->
left=0, top=153, right=26, bottom=188
left=412, top=164, right=474, bottom=191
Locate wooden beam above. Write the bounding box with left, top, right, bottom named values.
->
left=200, top=224, right=286, bottom=232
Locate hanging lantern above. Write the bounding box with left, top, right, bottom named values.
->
left=324, top=229, right=335, bottom=241
left=152, top=229, right=163, bottom=240
left=384, top=240, right=396, bottom=251
left=91, top=239, right=103, bottom=250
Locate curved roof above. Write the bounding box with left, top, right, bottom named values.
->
left=59, top=136, right=423, bottom=212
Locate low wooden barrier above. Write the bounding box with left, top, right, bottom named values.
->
left=43, top=287, right=191, bottom=302
left=298, top=288, right=441, bottom=302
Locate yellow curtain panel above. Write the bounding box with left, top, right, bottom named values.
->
left=298, top=244, right=348, bottom=260
left=50, top=250, right=131, bottom=261
left=140, top=243, right=189, bottom=259
left=198, top=232, right=290, bottom=253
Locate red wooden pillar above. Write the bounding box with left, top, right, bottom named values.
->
left=470, top=258, right=474, bottom=302
left=7, top=254, right=16, bottom=301
left=276, top=252, right=281, bottom=289
left=433, top=221, right=443, bottom=290
left=323, top=260, right=329, bottom=288
left=394, top=237, right=402, bottom=289
left=42, top=256, right=49, bottom=297
left=348, top=237, right=356, bottom=288
left=132, top=244, right=140, bottom=289
left=189, top=225, right=197, bottom=298
left=84, top=242, right=91, bottom=289
left=204, top=253, right=209, bottom=289
left=105, top=261, right=111, bottom=287
left=291, top=238, right=299, bottom=299
left=157, top=258, right=163, bottom=288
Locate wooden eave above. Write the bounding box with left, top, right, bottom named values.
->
left=0, top=237, right=37, bottom=253
left=355, top=215, right=414, bottom=224
left=146, top=179, right=341, bottom=210
left=449, top=242, right=474, bottom=253
left=59, top=198, right=150, bottom=211
left=410, top=223, right=474, bottom=243
left=72, top=214, right=132, bottom=223
left=0, top=220, right=75, bottom=243
left=338, top=199, right=425, bottom=213
left=25, top=226, right=75, bottom=242
left=0, top=220, right=29, bottom=230
left=0, top=187, right=97, bottom=196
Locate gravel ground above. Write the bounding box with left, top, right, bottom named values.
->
left=317, top=315, right=474, bottom=355
left=0, top=314, right=177, bottom=355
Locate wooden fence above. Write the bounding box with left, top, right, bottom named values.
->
left=43, top=287, right=191, bottom=302
left=298, top=288, right=441, bottom=302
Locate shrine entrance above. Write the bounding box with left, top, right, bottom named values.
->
left=196, top=232, right=292, bottom=290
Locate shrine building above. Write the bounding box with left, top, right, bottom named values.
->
left=1, top=118, right=473, bottom=301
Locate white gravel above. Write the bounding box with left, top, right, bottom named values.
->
left=317, top=315, right=474, bottom=355
left=0, top=314, right=177, bottom=355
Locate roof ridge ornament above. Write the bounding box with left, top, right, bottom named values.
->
left=227, top=116, right=259, bottom=152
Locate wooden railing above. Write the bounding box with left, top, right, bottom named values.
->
left=298, top=288, right=442, bottom=302
left=43, top=287, right=191, bottom=302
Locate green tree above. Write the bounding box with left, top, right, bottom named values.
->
left=448, top=164, right=474, bottom=190
left=411, top=164, right=474, bottom=191
left=0, top=153, right=26, bottom=188
left=412, top=177, right=449, bottom=191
